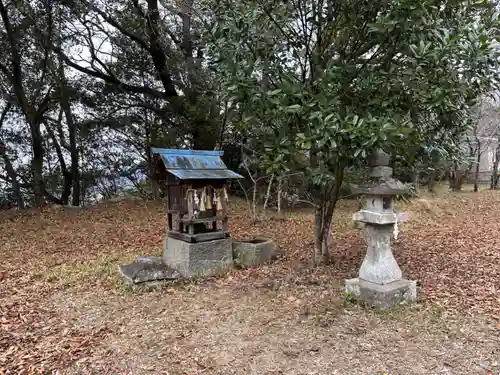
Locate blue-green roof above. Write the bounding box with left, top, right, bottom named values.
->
left=151, top=148, right=243, bottom=180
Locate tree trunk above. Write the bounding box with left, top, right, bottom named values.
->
left=62, top=94, right=80, bottom=206
left=145, top=0, right=178, bottom=97
left=252, top=179, right=257, bottom=220
left=450, top=173, right=463, bottom=192
left=0, top=0, right=48, bottom=207
left=490, top=143, right=500, bottom=189
left=62, top=96, right=80, bottom=207
left=313, top=167, right=344, bottom=265
left=55, top=32, right=80, bottom=206
left=449, top=162, right=464, bottom=192
left=147, top=146, right=161, bottom=199
left=314, top=203, right=334, bottom=265
left=31, top=164, right=44, bottom=206
left=0, top=143, right=24, bottom=209
left=12, top=180, right=23, bottom=209
left=277, top=177, right=282, bottom=215
left=410, top=169, right=420, bottom=195
left=474, top=150, right=481, bottom=192
left=44, top=117, right=71, bottom=205
left=263, top=174, right=274, bottom=215
left=314, top=206, right=325, bottom=264
left=427, top=169, right=440, bottom=193
left=25, top=132, right=46, bottom=208
left=0, top=105, right=23, bottom=208
left=69, top=141, right=80, bottom=206
left=192, top=122, right=218, bottom=150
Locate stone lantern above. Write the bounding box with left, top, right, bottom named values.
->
left=345, top=149, right=417, bottom=308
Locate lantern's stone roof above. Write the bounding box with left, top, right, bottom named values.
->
left=350, top=178, right=410, bottom=196
left=152, top=148, right=243, bottom=180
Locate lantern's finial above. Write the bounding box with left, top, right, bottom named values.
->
left=368, top=149, right=390, bottom=167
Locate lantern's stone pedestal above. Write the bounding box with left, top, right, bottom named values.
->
left=345, top=222, right=417, bottom=308
left=345, top=278, right=416, bottom=309
left=163, top=236, right=233, bottom=278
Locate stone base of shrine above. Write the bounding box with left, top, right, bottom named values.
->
left=163, top=236, right=233, bottom=278
left=345, top=278, right=417, bottom=309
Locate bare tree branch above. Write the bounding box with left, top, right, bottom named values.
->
left=0, top=102, right=11, bottom=131
left=89, top=4, right=150, bottom=51
left=54, top=46, right=168, bottom=99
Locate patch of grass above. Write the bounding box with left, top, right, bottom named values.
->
left=370, top=303, right=421, bottom=319
left=121, top=269, right=236, bottom=295
left=44, top=254, right=135, bottom=288
left=122, top=279, right=181, bottom=293
left=342, top=290, right=357, bottom=306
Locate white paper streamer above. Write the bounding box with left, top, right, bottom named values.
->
left=206, top=188, right=212, bottom=210
left=194, top=191, right=200, bottom=217
left=216, top=191, right=223, bottom=210
left=200, top=188, right=206, bottom=211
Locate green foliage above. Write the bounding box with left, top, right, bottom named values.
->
left=204, top=0, right=500, bottom=191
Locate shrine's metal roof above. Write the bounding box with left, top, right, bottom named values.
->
left=151, top=148, right=243, bottom=180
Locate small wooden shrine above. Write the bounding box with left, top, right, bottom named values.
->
left=151, top=148, right=243, bottom=243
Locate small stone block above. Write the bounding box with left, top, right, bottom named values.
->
left=163, top=236, right=233, bottom=278
left=232, top=238, right=275, bottom=267
left=344, top=278, right=417, bottom=309
left=119, top=261, right=181, bottom=284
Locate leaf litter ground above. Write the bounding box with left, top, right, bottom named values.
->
left=0, top=191, right=499, bottom=374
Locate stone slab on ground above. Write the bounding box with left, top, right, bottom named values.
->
left=163, top=236, right=233, bottom=278
left=233, top=238, right=276, bottom=267
left=135, top=256, right=163, bottom=264
left=345, top=277, right=417, bottom=309
left=119, top=257, right=181, bottom=284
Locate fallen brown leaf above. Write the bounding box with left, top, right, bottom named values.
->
left=0, top=193, right=500, bottom=373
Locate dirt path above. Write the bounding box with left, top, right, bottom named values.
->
left=57, top=283, right=499, bottom=375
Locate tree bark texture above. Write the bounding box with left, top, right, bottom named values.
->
left=313, top=167, right=344, bottom=265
